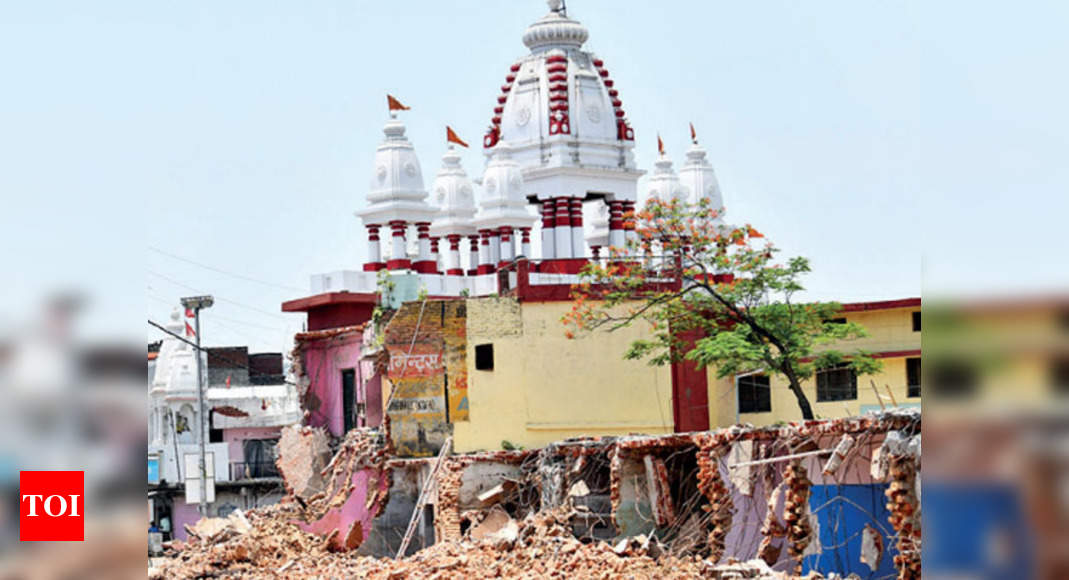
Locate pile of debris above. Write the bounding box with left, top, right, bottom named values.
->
left=149, top=502, right=327, bottom=579
left=151, top=503, right=825, bottom=579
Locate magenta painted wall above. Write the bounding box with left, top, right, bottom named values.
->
left=300, top=333, right=380, bottom=437
left=296, top=466, right=389, bottom=549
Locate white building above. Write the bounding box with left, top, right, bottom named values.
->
left=293, top=0, right=727, bottom=304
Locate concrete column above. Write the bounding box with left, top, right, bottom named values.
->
left=363, top=224, right=385, bottom=271
left=623, top=201, right=638, bottom=245
left=554, top=197, right=573, bottom=259
left=541, top=200, right=555, bottom=260
left=446, top=235, right=463, bottom=275
left=498, top=226, right=513, bottom=267
left=489, top=230, right=501, bottom=266
left=608, top=201, right=626, bottom=251
left=430, top=236, right=440, bottom=272
left=570, top=197, right=585, bottom=258
left=413, top=222, right=435, bottom=273
left=468, top=235, right=479, bottom=276
left=387, top=220, right=410, bottom=270
left=477, top=229, right=493, bottom=274
left=520, top=228, right=532, bottom=258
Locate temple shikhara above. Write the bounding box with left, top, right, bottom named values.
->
left=288, top=0, right=724, bottom=317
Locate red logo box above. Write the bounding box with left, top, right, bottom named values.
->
left=19, top=471, right=84, bottom=541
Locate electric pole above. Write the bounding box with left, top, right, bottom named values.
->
left=181, top=294, right=214, bottom=517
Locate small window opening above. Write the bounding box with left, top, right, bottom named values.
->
left=475, top=344, right=494, bottom=371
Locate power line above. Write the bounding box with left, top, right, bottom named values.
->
left=149, top=246, right=305, bottom=293
left=147, top=270, right=291, bottom=320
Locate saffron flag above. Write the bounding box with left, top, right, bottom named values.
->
left=387, top=94, right=410, bottom=111
left=446, top=126, right=469, bottom=148
left=657, top=134, right=665, bottom=155
left=689, top=122, right=697, bottom=143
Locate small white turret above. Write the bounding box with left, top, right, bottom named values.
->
left=645, top=152, right=686, bottom=203
left=473, top=142, right=538, bottom=270
left=430, top=147, right=478, bottom=275
left=678, top=136, right=724, bottom=219
left=355, top=114, right=437, bottom=271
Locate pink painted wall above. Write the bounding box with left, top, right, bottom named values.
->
left=223, top=426, right=283, bottom=463
left=172, top=501, right=200, bottom=541
left=295, top=466, right=390, bottom=550
left=300, top=333, right=381, bottom=437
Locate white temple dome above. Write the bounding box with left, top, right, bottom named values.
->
left=679, top=140, right=724, bottom=217
left=474, top=142, right=538, bottom=230
left=522, top=4, right=590, bottom=52
left=646, top=154, right=686, bottom=203
left=480, top=1, right=641, bottom=203
left=429, top=147, right=477, bottom=238
left=356, top=115, right=436, bottom=226
left=368, top=118, right=426, bottom=203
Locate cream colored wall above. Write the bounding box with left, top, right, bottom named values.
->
left=708, top=307, right=922, bottom=427
left=452, top=298, right=675, bottom=453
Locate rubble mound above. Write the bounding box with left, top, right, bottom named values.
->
left=151, top=504, right=810, bottom=579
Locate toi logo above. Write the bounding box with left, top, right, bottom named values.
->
left=20, top=471, right=84, bottom=541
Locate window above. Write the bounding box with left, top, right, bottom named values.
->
left=208, top=410, right=223, bottom=443
left=930, top=358, right=977, bottom=400
left=816, top=363, right=857, bottom=401
left=341, top=369, right=356, bottom=432
left=475, top=344, right=494, bottom=371
left=1051, top=357, right=1069, bottom=396
left=738, top=374, right=771, bottom=413
left=912, top=311, right=921, bottom=332
left=906, top=358, right=921, bottom=398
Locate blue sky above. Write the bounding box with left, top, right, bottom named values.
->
left=1, top=1, right=1065, bottom=352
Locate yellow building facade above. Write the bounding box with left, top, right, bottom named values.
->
left=381, top=295, right=921, bottom=455
left=710, top=299, right=922, bottom=427
left=454, top=297, right=675, bottom=453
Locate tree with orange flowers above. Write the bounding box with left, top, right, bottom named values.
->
left=562, top=197, right=879, bottom=421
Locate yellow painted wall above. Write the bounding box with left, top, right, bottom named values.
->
left=708, top=306, right=922, bottom=427
left=452, top=297, right=675, bottom=453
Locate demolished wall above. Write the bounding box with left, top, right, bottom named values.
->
left=158, top=409, right=921, bottom=579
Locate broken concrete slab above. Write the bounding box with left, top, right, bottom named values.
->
left=276, top=425, right=332, bottom=501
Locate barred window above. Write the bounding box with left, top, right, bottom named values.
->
left=816, top=363, right=857, bottom=401
left=738, top=374, right=771, bottom=413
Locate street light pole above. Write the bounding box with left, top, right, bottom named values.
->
left=181, top=295, right=214, bottom=518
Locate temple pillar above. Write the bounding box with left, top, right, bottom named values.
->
left=413, top=222, right=436, bottom=273
left=468, top=235, right=479, bottom=276
left=520, top=227, right=532, bottom=259
left=541, top=199, right=556, bottom=259
left=363, top=224, right=385, bottom=271
left=446, top=235, right=463, bottom=275
left=498, top=226, right=514, bottom=267
left=570, top=197, right=585, bottom=258
left=554, top=197, right=573, bottom=259
left=608, top=201, right=626, bottom=250
left=387, top=220, right=410, bottom=270
left=477, top=229, right=494, bottom=274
